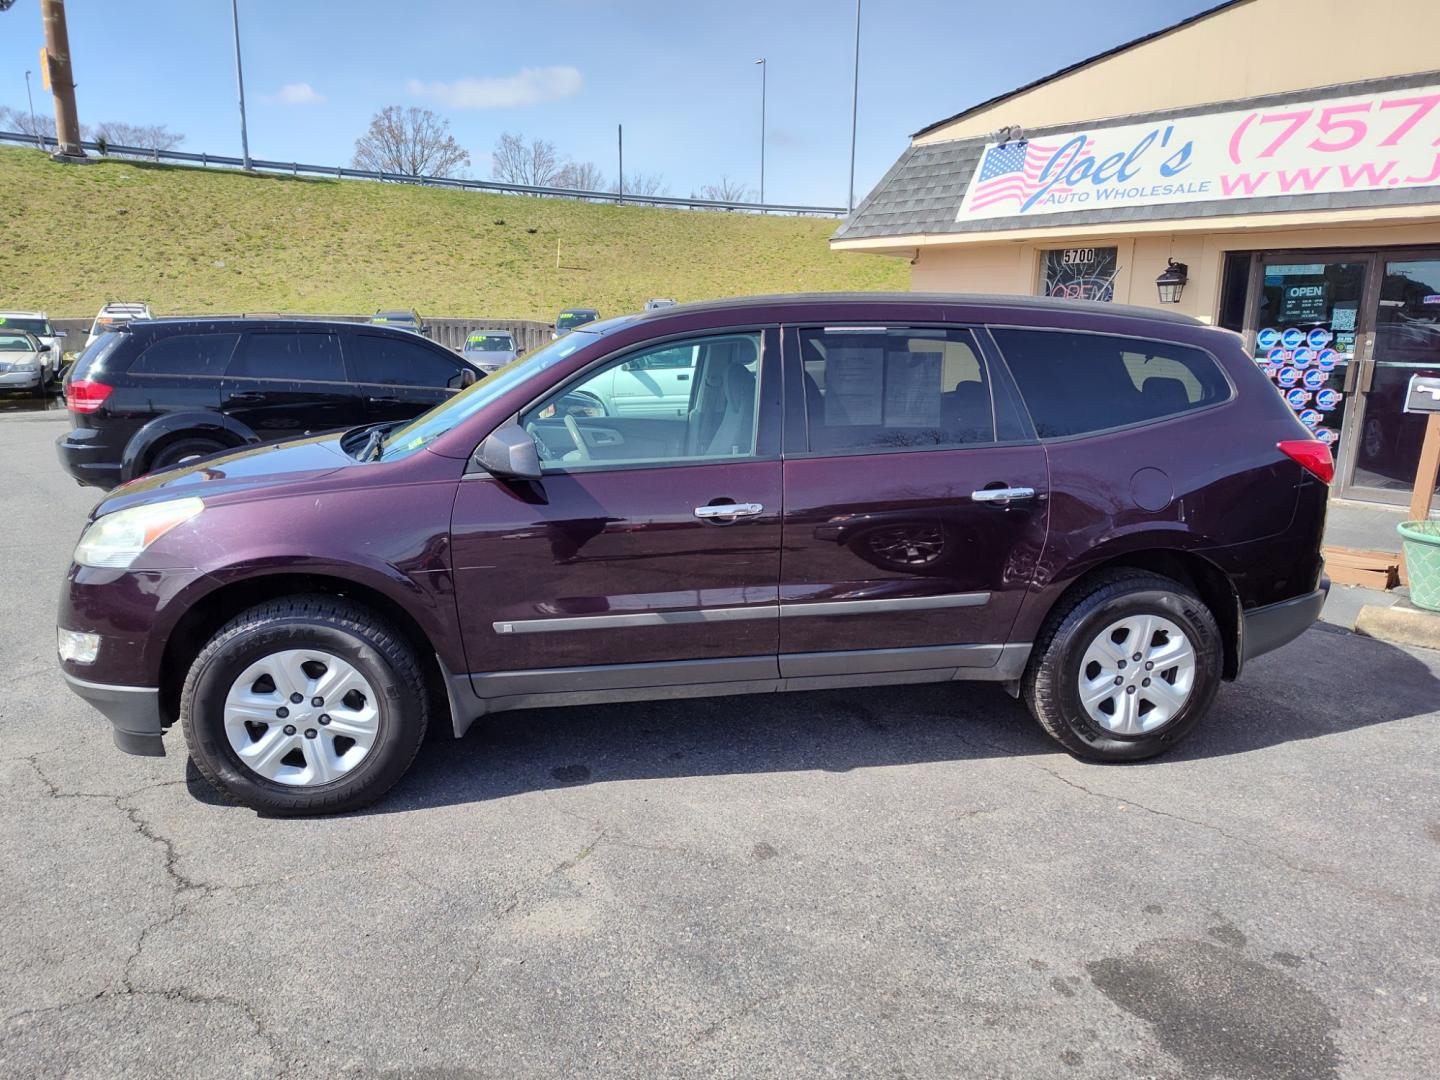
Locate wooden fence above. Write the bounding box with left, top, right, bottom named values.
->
left=48, top=314, right=555, bottom=354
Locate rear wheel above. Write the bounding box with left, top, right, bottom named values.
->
left=181, top=596, right=429, bottom=815
left=1023, top=570, right=1222, bottom=761
left=150, top=436, right=228, bottom=472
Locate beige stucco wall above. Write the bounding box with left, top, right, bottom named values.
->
left=916, top=0, right=1440, bottom=144
left=908, top=218, right=1440, bottom=323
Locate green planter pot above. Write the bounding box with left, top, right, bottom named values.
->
left=1399, top=520, right=1440, bottom=612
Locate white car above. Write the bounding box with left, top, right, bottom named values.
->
left=0, top=329, right=58, bottom=396
left=644, top=298, right=678, bottom=310
left=85, top=302, right=153, bottom=347
left=0, top=311, right=66, bottom=357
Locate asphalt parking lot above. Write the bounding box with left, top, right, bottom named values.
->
left=2, top=405, right=1437, bottom=1079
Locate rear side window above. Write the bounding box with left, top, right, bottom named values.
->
left=129, top=334, right=238, bottom=377
left=70, top=332, right=125, bottom=381
left=992, top=329, right=1231, bottom=439
left=350, top=334, right=460, bottom=388
left=228, top=332, right=344, bottom=382
left=797, top=327, right=997, bottom=453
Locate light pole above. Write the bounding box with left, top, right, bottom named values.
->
left=847, top=0, right=861, bottom=212
left=24, top=69, right=40, bottom=148
left=230, top=0, right=252, bottom=168
left=755, top=57, right=766, bottom=204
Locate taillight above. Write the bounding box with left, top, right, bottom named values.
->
left=1278, top=439, right=1334, bottom=483
left=66, top=379, right=113, bottom=414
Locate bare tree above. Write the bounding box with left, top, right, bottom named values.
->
left=554, top=159, right=608, bottom=192
left=490, top=132, right=563, bottom=187
left=0, top=106, right=185, bottom=156
left=623, top=171, right=669, bottom=197
left=694, top=176, right=756, bottom=203
left=353, top=105, right=470, bottom=179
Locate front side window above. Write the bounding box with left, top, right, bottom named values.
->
left=992, top=329, right=1231, bottom=439
left=350, top=334, right=459, bottom=388
left=228, top=332, right=344, bottom=382
left=798, top=327, right=995, bottom=453
left=129, top=334, right=238, bottom=377
left=520, top=332, right=762, bottom=469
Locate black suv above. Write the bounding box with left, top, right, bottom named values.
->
left=57, top=318, right=480, bottom=488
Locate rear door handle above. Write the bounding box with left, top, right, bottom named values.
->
left=228, top=391, right=266, bottom=403
left=970, top=486, right=1036, bottom=503
left=367, top=395, right=401, bottom=405
left=694, top=502, right=764, bottom=521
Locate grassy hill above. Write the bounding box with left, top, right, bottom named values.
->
left=0, top=145, right=905, bottom=321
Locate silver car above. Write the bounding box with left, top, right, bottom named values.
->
left=460, top=330, right=520, bottom=375
left=0, top=330, right=56, bottom=396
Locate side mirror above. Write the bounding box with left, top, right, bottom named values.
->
left=475, top=420, right=542, bottom=480
left=55, top=330, right=67, bottom=339
left=449, top=368, right=478, bottom=389
left=38, top=343, right=52, bottom=352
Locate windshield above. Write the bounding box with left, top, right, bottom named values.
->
left=0, top=334, right=35, bottom=352
left=0, top=317, right=51, bottom=336
left=373, top=312, right=418, bottom=325
left=377, top=330, right=594, bottom=461
left=463, top=334, right=515, bottom=352
left=557, top=311, right=597, bottom=330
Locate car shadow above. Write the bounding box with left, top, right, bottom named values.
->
left=338, top=624, right=1438, bottom=817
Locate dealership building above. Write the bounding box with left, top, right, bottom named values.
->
left=835, top=0, right=1440, bottom=510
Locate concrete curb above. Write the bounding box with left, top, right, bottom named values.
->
left=1354, top=604, right=1440, bottom=651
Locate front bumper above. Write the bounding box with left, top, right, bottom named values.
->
left=61, top=671, right=165, bottom=756
left=1241, top=577, right=1330, bottom=665
left=0, top=369, right=43, bottom=390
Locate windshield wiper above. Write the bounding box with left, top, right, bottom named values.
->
left=358, top=427, right=386, bottom=462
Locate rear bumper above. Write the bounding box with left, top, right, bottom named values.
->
left=56, top=428, right=122, bottom=488
left=61, top=672, right=165, bottom=756
left=1241, top=577, right=1330, bottom=665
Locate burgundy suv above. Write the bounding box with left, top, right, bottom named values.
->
left=57, top=294, right=1331, bottom=815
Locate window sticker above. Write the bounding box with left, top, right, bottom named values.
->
left=1298, top=409, right=1322, bottom=429
left=1276, top=367, right=1301, bottom=388
left=1316, top=388, right=1342, bottom=411
left=1267, top=347, right=1291, bottom=364
left=1302, top=369, right=1327, bottom=391
left=1284, top=388, right=1311, bottom=409
left=1280, top=328, right=1305, bottom=349
left=1331, top=304, right=1358, bottom=332
left=1307, top=327, right=1332, bottom=349
left=1257, top=327, right=1281, bottom=350
left=1316, top=349, right=1338, bottom=372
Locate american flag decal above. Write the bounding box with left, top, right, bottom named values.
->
left=965, top=139, right=1093, bottom=212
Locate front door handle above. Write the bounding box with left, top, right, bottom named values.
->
left=228, top=391, right=266, bottom=403
left=971, top=486, right=1036, bottom=503
left=694, top=502, right=764, bottom=521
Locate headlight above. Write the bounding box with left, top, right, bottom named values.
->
left=12, top=359, right=38, bottom=371
left=74, top=497, right=204, bottom=569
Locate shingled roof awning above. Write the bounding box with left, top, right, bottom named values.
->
left=835, top=71, right=1440, bottom=247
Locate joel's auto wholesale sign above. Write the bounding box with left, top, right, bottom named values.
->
left=957, top=83, right=1440, bottom=222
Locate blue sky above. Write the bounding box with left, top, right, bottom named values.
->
left=2, top=0, right=1218, bottom=205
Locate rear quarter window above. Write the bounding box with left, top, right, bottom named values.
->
left=69, top=331, right=126, bottom=381
left=128, top=334, right=239, bottom=377
left=991, top=328, right=1231, bottom=439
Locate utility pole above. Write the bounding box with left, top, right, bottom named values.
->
left=24, top=69, right=41, bottom=148
left=617, top=123, right=623, bottom=204
left=231, top=0, right=252, bottom=168
left=39, top=0, right=85, bottom=160
left=848, top=0, right=862, bottom=212
left=755, top=58, right=766, bottom=204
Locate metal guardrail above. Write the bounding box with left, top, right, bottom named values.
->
left=0, top=130, right=847, bottom=217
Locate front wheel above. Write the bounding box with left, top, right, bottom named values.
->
left=181, top=596, right=429, bottom=815
left=1023, top=570, right=1222, bottom=761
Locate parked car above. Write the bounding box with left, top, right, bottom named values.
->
left=85, top=302, right=153, bottom=347
left=460, top=330, right=520, bottom=374
left=0, top=310, right=67, bottom=357
left=57, top=293, right=1330, bottom=815
left=644, top=298, right=678, bottom=311
left=0, top=329, right=58, bottom=396
left=553, top=307, right=599, bottom=339
left=370, top=309, right=425, bottom=335
left=56, top=318, right=478, bottom=489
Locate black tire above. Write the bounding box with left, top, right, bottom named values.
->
left=1022, top=569, right=1222, bottom=762
left=180, top=596, right=429, bottom=815
left=150, top=436, right=228, bottom=472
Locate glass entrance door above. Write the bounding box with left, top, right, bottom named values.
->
left=1348, top=255, right=1440, bottom=507
left=1249, top=256, right=1370, bottom=472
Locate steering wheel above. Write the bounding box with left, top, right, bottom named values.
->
left=564, top=414, right=593, bottom=460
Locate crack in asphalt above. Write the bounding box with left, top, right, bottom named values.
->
left=10, top=753, right=293, bottom=1075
